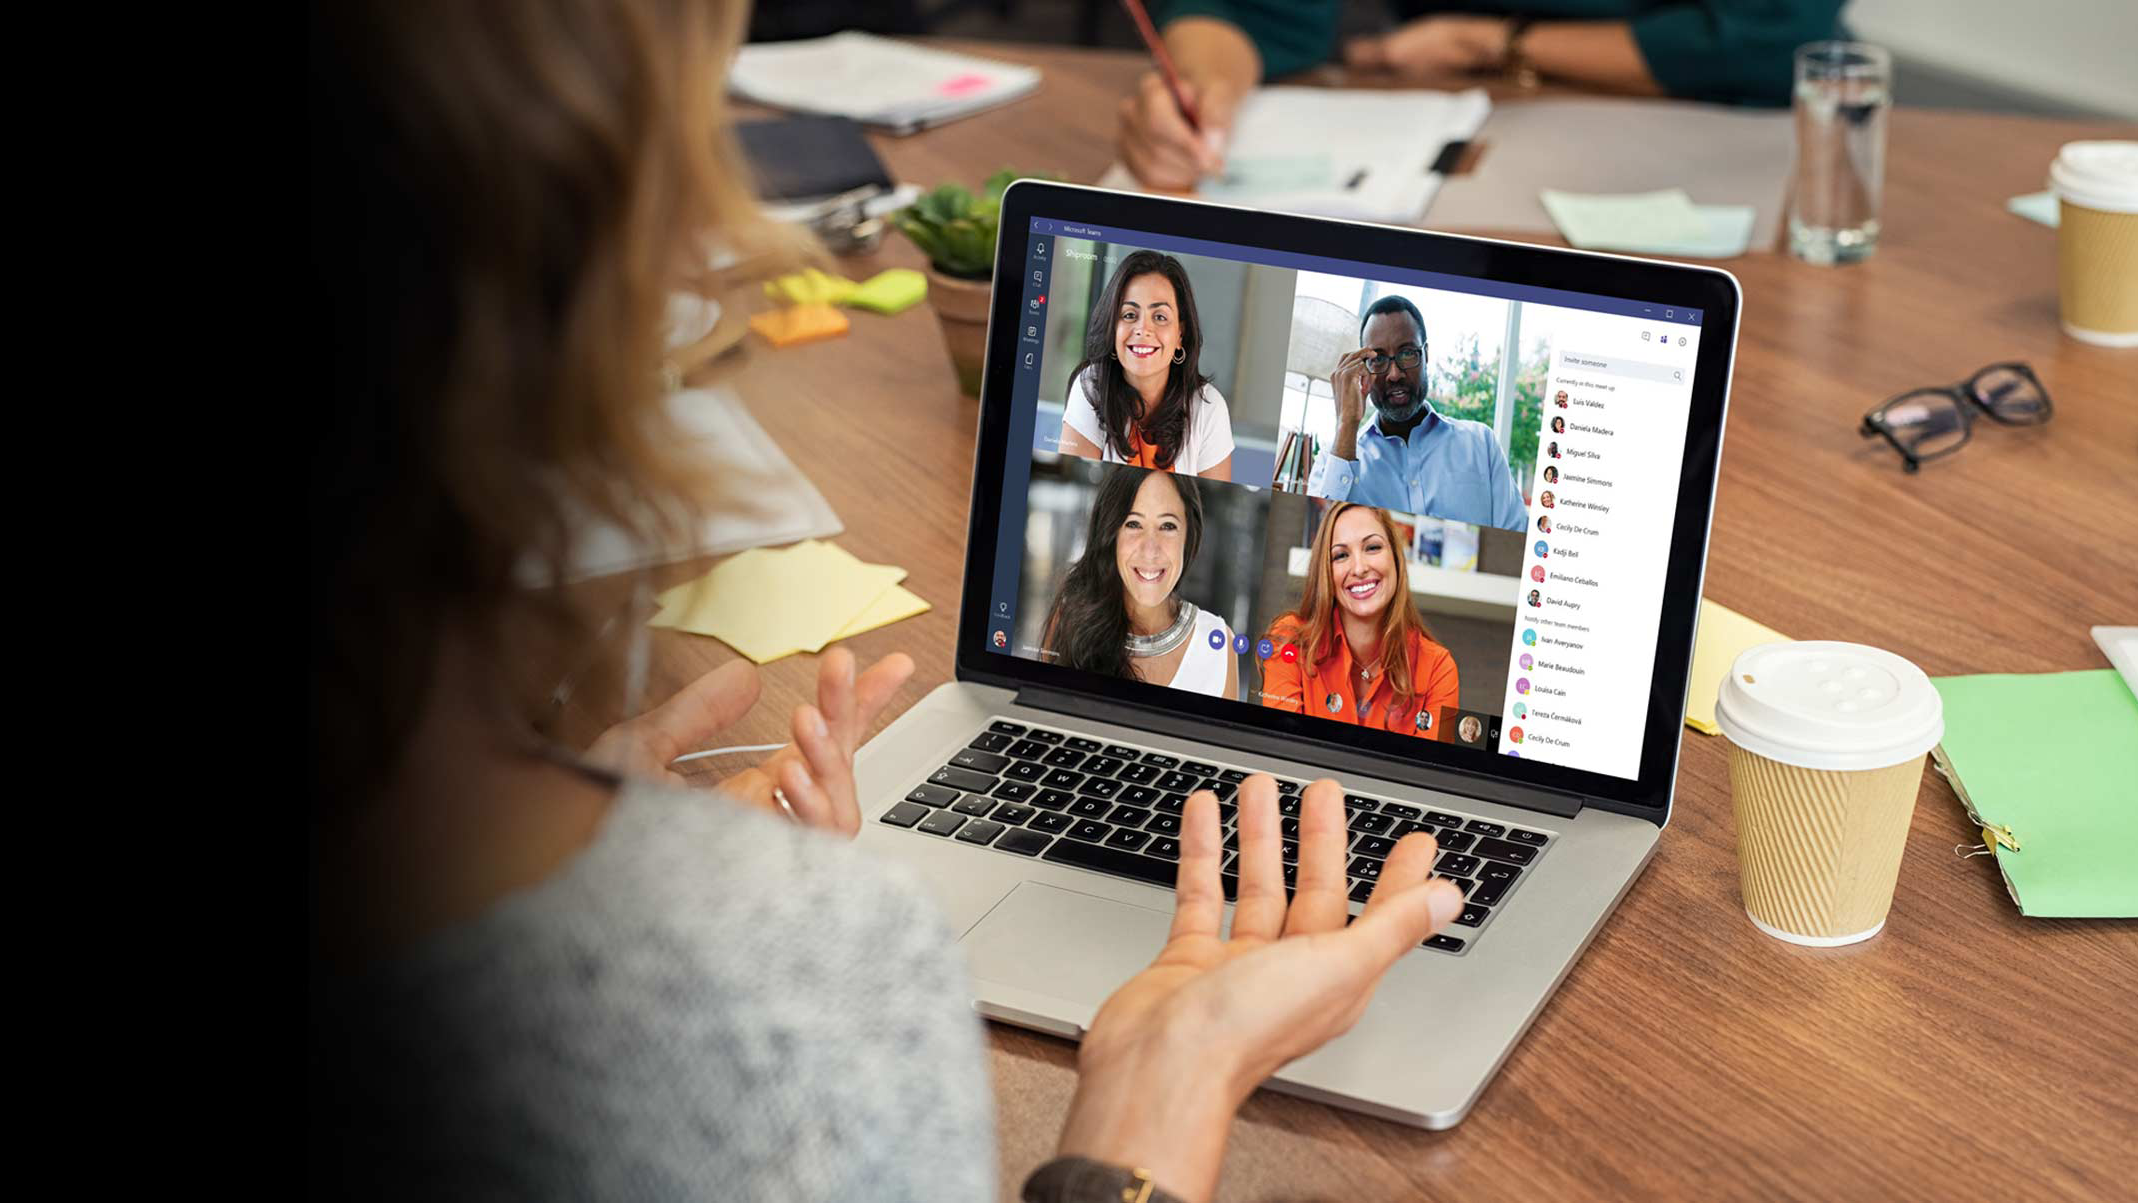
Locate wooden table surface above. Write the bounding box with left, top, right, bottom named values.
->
left=593, top=43, right=2138, bottom=1202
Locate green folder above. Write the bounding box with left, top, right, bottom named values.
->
left=1929, top=671, right=2138, bottom=918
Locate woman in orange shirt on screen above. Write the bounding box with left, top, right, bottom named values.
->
left=1261, top=503, right=1460, bottom=737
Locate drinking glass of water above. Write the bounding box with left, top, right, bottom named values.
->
left=1789, top=41, right=1891, bottom=265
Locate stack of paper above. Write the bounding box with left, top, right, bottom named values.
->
left=730, top=33, right=1040, bottom=134
left=1097, top=87, right=1491, bottom=223
left=1540, top=189, right=1756, bottom=260
left=652, top=539, right=928, bottom=664
left=1684, top=598, right=1790, bottom=735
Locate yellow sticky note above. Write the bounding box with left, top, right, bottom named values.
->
left=1685, top=597, right=1790, bottom=735
left=763, top=267, right=858, bottom=306
left=834, top=583, right=930, bottom=639
left=650, top=540, right=906, bottom=664
left=845, top=268, right=928, bottom=315
left=748, top=302, right=849, bottom=348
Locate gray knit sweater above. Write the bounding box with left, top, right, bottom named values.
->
left=314, top=782, right=997, bottom=1200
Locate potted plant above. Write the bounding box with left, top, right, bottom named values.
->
left=893, top=169, right=1047, bottom=397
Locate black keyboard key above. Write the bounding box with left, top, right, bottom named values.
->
left=1103, top=744, right=1141, bottom=760
left=1144, top=813, right=1181, bottom=837
left=1004, top=760, right=1046, bottom=783
left=917, top=810, right=966, bottom=837
left=1388, top=819, right=1428, bottom=840
left=1156, top=770, right=1198, bottom=793
left=1348, top=856, right=1384, bottom=881
left=1350, top=880, right=1376, bottom=903
left=1465, top=820, right=1506, bottom=838
left=1279, top=816, right=1302, bottom=839
left=1282, top=863, right=1299, bottom=890
left=1379, top=802, right=1422, bottom=821
left=1470, top=876, right=1510, bottom=906
left=1067, top=736, right=1103, bottom=753
left=1032, top=789, right=1075, bottom=812
left=1108, top=805, right=1153, bottom=827
left=1105, top=828, right=1153, bottom=852
left=991, top=781, right=1036, bottom=803
left=969, top=732, right=1013, bottom=754
left=1182, top=761, right=1218, bottom=776
left=879, top=801, right=930, bottom=828
left=1043, top=747, right=1088, bottom=769
left=1042, top=769, right=1085, bottom=790
left=1352, top=835, right=1397, bottom=860
left=1222, top=829, right=1240, bottom=852
left=1141, top=753, right=1179, bottom=769
left=1006, top=739, right=1049, bottom=760
left=1067, top=797, right=1111, bottom=819
left=1077, top=778, right=1124, bottom=800
left=1473, top=837, right=1537, bottom=865
left=1280, top=840, right=1300, bottom=864
left=905, top=784, right=960, bottom=808
left=997, top=829, right=1052, bottom=857
left=993, top=803, right=1037, bottom=827
left=1155, top=792, right=1187, bottom=814
left=930, top=766, right=999, bottom=793
left=1220, top=873, right=1239, bottom=901
left=1119, top=784, right=1162, bottom=807
left=1118, top=763, right=1160, bottom=785
left=1199, top=778, right=1236, bottom=799
left=1421, top=934, right=1466, bottom=953
left=1479, top=862, right=1521, bottom=884
left=1217, top=768, right=1248, bottom=784
left=1450, top=876, right=1476, bottom=896
left=1437, top=853, right=1481, bottom=877
left=1425, top=810, right=1465, bottom=827
left=1026, top=729, right=1065, bottom=745
left=1030, top=811, right=1072, bottom=834
left=1082, top=756, right=1127, bottom=778
left=1454, top=903, right=1489, bottom=928
left=1507, top=828, right=1549, bottom=846
left=1275, top=779, right=1301, bottom=795
left=1435, top=829, right=1475, bottom=853
left=988, top=720, right=1027, bottom=736
left=951, top=794, right=997, bottom=817
left=1147, top=837, right=1182, bottom=860
left=1277, top=796, right=1303, bottom=817
left=1344, top=794, right=1380, bottom=813
left=956, top=820, right=1005, bottom=846
left=951, top=749, right=1011, bottom=774
left=1068, top=819, right=1113, bottom=843
left=1044, top=837, right=1177, bottom=888
left=1216, top=802, right=1238, bottom=824
left=1349, top=812, right=1393, bottom=836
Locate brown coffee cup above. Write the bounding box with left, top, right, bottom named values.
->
left=2051, top=141, right=2138, bottom=348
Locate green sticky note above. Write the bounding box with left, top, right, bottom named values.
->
left=846, top=268, right=928, bottom=315
left=1539, top=189, right=1754, bottom=259
left=1930, top=671, right=2138, bottom=918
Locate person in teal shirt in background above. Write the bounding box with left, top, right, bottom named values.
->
left=1118, top=0, right=1844, bottom=189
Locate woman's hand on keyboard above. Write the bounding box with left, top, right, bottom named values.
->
left=1057, top=775, right=1463, bottom=1202
left=586, top=647, right=913, bottom=836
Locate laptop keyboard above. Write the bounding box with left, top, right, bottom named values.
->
left=877, top=719, right=1554, bottom=956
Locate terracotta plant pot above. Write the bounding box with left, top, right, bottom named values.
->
left=928, top=268, right=993, bottom=397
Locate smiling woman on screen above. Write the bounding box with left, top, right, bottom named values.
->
left=1058, top=251, right=1236, bottom=481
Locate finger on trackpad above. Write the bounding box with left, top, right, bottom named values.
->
left=960, top=881, right=1173, bottom=1036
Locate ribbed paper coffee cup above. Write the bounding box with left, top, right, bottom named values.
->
left=2051, top=141, right=2138, bottom=348
left=1714, top=642, right=1943, bottom=946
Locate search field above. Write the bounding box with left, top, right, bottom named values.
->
left=1558, top=350, right=1681, bottom=383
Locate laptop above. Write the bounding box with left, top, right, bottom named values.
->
left=853, top=180, right=1738, bottom=1128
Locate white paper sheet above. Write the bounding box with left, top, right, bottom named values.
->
left=730, top=32, right=1040, bottom=132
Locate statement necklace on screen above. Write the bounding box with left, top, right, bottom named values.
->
left=1124, top=600, right=1197, bottom=658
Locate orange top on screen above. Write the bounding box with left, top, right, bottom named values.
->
left=1259, top=614, right=1461, bottom=739
left=1119, top=0, right=1200, bottom=132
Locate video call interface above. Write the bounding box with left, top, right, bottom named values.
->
left=984, top=217, right=1704, bottom=782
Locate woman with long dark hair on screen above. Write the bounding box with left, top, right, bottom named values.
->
left=1261, top=503, right=1460, bottom=737
left=1043, top=466, right=1240, bottom=699
left=1057, top=250, right=1235, bottom=481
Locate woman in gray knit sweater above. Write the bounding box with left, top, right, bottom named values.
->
left=307, top=2, right=1464, bottom=1199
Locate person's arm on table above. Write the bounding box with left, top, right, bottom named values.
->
left=1346, top=16, right=1659, bottom=96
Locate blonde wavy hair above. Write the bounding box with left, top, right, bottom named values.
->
left=311, top=0, right=807, bottom=811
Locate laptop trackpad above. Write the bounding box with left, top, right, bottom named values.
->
left=961, top=881, right=1173, bottom=1036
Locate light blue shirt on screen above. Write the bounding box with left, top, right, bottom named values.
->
left=1307, top=407, right=1529, bottom=530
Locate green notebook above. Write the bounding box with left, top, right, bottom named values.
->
left=1929, top=671, right=2138, bottom=918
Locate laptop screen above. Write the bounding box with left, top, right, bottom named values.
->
left=961, top=183, right=1736, bottom=813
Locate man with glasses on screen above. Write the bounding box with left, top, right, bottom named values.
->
left=1308, top=296, right=1528, bottom=530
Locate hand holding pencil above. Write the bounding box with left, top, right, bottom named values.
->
left=1115, top=1, right=1247, bottom=190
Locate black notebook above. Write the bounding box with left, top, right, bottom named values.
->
left=736, top=115, right=895, bottom=203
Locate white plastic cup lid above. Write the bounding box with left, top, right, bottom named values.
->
left=1714, top=641, right=1943, bottom=772
left=2050, top=141, right=2138, bottom=214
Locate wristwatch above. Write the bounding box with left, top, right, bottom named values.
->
left=1503, top=17, right=1540, bottom=90
left=1022, top=1157, right=1184, bottom=1203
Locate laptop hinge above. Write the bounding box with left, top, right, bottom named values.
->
left=1014, top=686, right=1584, bottom=819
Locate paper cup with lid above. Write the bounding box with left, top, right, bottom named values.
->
left=1713, top=641, right=1944, bottom=946
left=2050, top=140, right=2138, bottom=347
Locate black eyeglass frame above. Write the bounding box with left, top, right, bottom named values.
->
left=1858, top=361, right=2052, bottom=472
left=1363, top=344, right=1425, bottom=375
